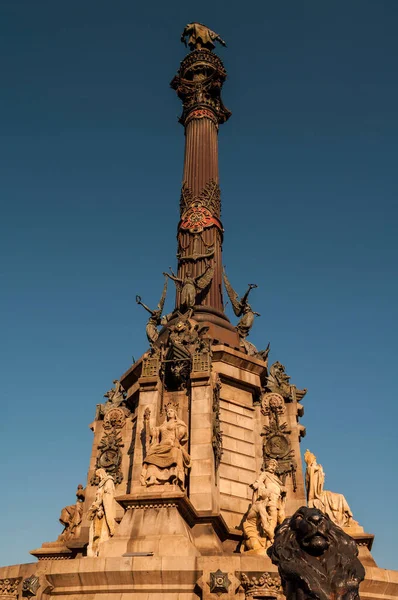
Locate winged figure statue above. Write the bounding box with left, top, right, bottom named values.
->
left=136, top=276, right=168, bottom=347
left=164, top=265, right=214, bottom=315
left=223, top=268, right=260, bottom=339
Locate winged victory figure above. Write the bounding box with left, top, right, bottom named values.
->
left=223, top=268, right=260, bottom=339
left=164, top=266, right=214, bottom=316
left=136, top=276, right=168, bottom=348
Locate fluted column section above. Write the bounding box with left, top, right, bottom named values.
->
left=171, top=48, right=231, bottom=317
left=183, top=117, right=219, bottom=195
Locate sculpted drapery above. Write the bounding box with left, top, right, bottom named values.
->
left=304, top=450, right=355, bottom=528
left=141, top=406, right=191, bottom=490
left=87, top=468, right=116, bottom=557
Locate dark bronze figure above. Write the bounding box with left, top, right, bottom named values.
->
left=136, top=277, right=168, bottom=347
left=223, top=268, right=260, bottom=338
left=266, top=361, right=307, bottom=402
left=268, top=506, right=365, bottom=600
left=164, top=266, right=214, bottom=314
left=181, top=22, right=226, bottom=51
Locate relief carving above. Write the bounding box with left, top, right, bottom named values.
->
left=162, top=314, right=211, bottom=390
left=261, top=393, right=297, bottom=491
left=91, top=429, right=124, bottom=486
left=240, top=572, right=282, bottom=599
left=212, top=375, right=223, bottom=473
left=0, top=579, right=21, bottom=600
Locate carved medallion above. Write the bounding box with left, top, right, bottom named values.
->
left=261, top=392, right=285, bottom=416
left=180, top=202, right=221, bottom=233
left=264, top=433, right=290, bottom=458
left=209, top=570, right=231, bottom=596
left=103, top=407, right=126, bottom=430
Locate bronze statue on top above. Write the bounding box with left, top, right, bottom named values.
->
left=164, top=266, right=214, bottom=315
left=181, top=23, right=226, bottom=51
left=136, top=276, right=168, bottom=348
left=223, top=268, right=260, bottom=339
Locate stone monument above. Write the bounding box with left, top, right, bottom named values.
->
left=1, top=21, right=397, bottom=600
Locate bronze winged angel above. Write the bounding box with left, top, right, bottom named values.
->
left=136, top=276, right=168, bottom=347
left=164, top=265, right=214, bottom=315
left=223, top=268, right=260, bottom=338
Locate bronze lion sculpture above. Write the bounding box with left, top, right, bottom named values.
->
left=267, top=506, right=365, bottom=600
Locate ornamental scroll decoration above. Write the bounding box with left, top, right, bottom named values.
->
left=212, top=375, right=223, bottom=473
left=261, top=393, right=297, bottom=491
left=180, top=180, right=221, bottom=218
left=0, top=579, right=21, bottom=600
left=240, top=572, right=283, bottom=599
left=90, top=408, right=126, bottom=485
left=170, top=49, right=231, bottom=126
left=179, top=181, right=222, bottom=237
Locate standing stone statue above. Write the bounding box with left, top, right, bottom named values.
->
left=243, top=459, right=286, bottom=552
left=164, top=266, right=214, bottom=315
left=222, top=269, right=260, bottom=339
left=140, top=404, right=192, bottom=490
left=181, top=22, right=227, bottom=51
left=304, top=450, right=356, bottom=528
left=87, top=468, right=116, bottom=557
left=136, top=276, right=168, bottom=348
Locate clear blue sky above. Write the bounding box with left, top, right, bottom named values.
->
left=1, top=0, right=397, bottom=570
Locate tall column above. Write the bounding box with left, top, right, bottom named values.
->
left=171, top=47, right=231, bottom=317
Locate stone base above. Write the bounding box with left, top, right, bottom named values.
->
left=1, top=555, right=397, bottom=600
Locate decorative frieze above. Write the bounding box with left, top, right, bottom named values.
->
left=212, top=375, right=223, bottom=473
left=0, top=579, right=21, bottom=600
left=261, top=392, right=296, bottom=491
left=240, top=572, right=282, bottom=599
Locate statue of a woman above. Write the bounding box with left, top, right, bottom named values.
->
left=87, top=468, right=116, bottom=557
left=140, top=405, right=191, bottom=490
left=304, top=450, right=355, bottom=528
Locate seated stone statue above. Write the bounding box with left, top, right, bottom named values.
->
left=140, top=404, right=191, bottom=490
left=304, top=450, right=356, bottom=528
left=58, top=484, right=85, bottom=542
left=243, top=459, right=286, bottom=553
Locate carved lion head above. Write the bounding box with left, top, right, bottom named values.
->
left=267, top=507, right=365, bottom=600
